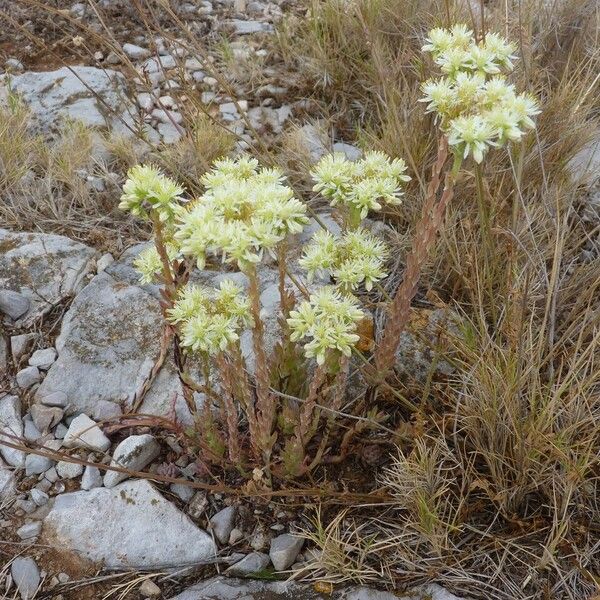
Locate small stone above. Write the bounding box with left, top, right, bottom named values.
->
left=250, top=526, right=270, bottom=551
left=81, top=465, right=102, bottom=490
left=209, top=506, right=237, bottom=544
left=203, top=76, right=217, bottom=87
left=188, top=491, right=208, bottom=518
left=44, top=467, right=59, bottom=483
left=28, top=348, right=57, bottom=370
left=332, top=141, right=362, bottom=161
left=23, top=417, right=42, bottom=442
left=269, top=533, right=304, bottom=571
left=225, top=552, right=271, bottom=577
left=229, top=527, right=244, bottom=544
left=227, top=19, right=274, bottom=35
left=5, top=58, right=24, bottom=72
left=39, top=391, right=68, bottom=408
left=96, top=253, right=114, bottom=272
left=201, top=91, right=217, bottom=104
left=158, top=95, right=177, bottom=109
left=137, top=92, right=155, bottom=112
left=139, top=579, right=161, bottom=597
left=152, top=108, right=183, bottom=125
left=30, top=405, right=63, bottom=433
left=157, top=122, right=183, bottom=144
left=11, top=557, right=40, bottom=599
left=0, top=395, right=25, bottom=467
left=56, top=461, right=84, bottom=479
left=63, top=414, right=110, bottom=452
left=0, top=289, right=30, bottom=320
left=30, top=488, right=49, bottom=506
left=54, top=423, right=68, bottom=439
left=36, top=478, right=52, bottom=493
left=0, top=460, right=16, bottom=500
left=70, top=2, right=86, bottom=17
left=16, top=366, right=41, bottom=389
left=15, top=499, right=36, bottom=514
left=170, top=482, right=194, bottom=502
left=105, top=51, right=121, bottom=65
left=57, top=573, right=70, bottom=583
left=123, top=43, right=151, bottom=60
left=103, top=434, right=160, bottom=488
left=220, top=102, right=239, bottom=116
left=25, top=454, right=54, bottom=476
left=192, top=70, right=205, bottom=82
left=11, top=333, right=38, bottom=363
left=17, top=521, right=42, bottom=540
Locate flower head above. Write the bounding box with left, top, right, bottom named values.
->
left=168, top=280, right=252, bottom=355
left=311, top=151, right=410, bottom=221
left=287, top=287, right=365, bottom=365
left=299, top=227, right=389, bottom=292
left=176, top=156, right=308, bottom=270
left=447, top=115, right=496, bottom=163
left=133, top=244, right=179, bottom=284
left=421, top=26, right=539, bottom=160
left=120, top=165, right=184, bottom=223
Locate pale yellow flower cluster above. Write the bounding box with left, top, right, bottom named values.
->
left=420, top=25, right=540, bottom=163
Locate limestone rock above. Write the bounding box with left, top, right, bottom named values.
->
left=269, top=533, right=304, bottom=571
left=1, top=66, right=135, bottom=137
left=0, top=289, right=30, bottom=320
left=11, top=557, right=40, bottom=600
left=42, top=480, right=216, bottom=569
left=81, top=465, right=103, bottom=490
left=225, top=552, right=270, bottom=577
left=0, top=229, right=96, bottom=325
left=16, top=366, right=41, bottom=389
left=103, top=434, right=160, bottom=488
left=0, top=394, right=25, bottom=467
left=62, top=414, right=110, bottom=453
left=209, top=506, right=237, bottom=544
left=28, top=347, right=57, bottom=370
left=0, top=458, right=16, bottom=500
left=35, top=272, right=191, bottom=421
left=56, top=460, right=84, bottom=479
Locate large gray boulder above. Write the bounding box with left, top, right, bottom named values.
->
left=1, top=66, right=135, bottom=136
left=0, top=229, right=96, bottom=325
left=35, top=271, right=194, bottom=422
left=42, top=479, right=216, bottom=569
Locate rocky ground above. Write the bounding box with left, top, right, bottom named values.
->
left=2, top=1, right=599, bottom=600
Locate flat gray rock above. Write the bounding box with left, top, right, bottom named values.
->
left=35, top=272, right=188, bottom=420
left=0, top=228, right=96, bottom=325
left=1, top=66, right=135, bottom=137
left=42, top=479, right=216, bottom=569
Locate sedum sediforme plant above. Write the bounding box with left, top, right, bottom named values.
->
left=374, top=25, right=540, bottom=380
left=120, top=155, right=400, bottom=480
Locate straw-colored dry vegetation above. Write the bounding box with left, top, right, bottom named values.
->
left=275, top=2, right=600, bottom=599
left=0, top=0, right=598, bottom=599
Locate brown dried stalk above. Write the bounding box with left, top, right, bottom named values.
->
left=374, top=136, right=460, bottom=379
left=247, top=265, right=276, bottom=464
left=151, top=216, right=197, bottom=416
left=215, top=353, right=243, bottom=466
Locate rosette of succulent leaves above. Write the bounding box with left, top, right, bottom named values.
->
left=120, top=152, right=409, bottom=478
left=420, top=24, right=540, bottom=165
